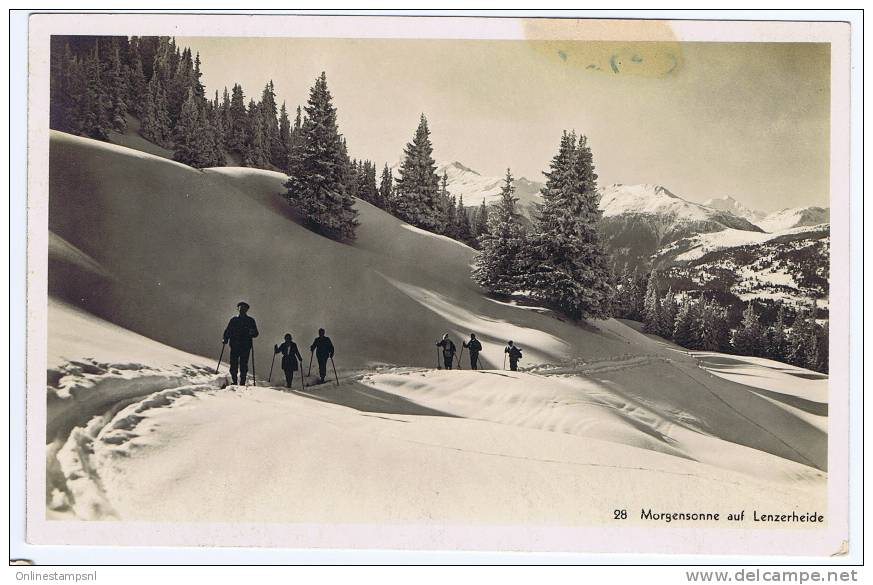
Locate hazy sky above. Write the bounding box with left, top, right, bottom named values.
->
left=180, top=37, right=830, bottom=212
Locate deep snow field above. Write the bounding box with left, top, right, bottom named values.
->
left=43, top=131, right=828, bottom=528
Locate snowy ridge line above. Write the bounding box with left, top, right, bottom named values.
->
left=52, top=383, right=219, bottom=519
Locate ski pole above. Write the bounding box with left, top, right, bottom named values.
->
left=215, top=342, right=226, bottom=374
left=251, top=343, right=256, bottom=387
left=268, top=348, right=277, bottom=383
left=300, top=361, right=306, bottom=391
left=330, top=356, right=339, bottom=386
left=457, top=345, right=464, bottom=369
left=307, top=350, right=314, bottom=376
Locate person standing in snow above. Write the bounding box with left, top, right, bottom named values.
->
left=274, top=333, right=303, bottom=388
left=505, top=340, right=523, bottom=372
left=463, top=333, right=483, bottom=370
left=435, top=333, right=457, bottom=370
left=222, top=301, right=259, bottom=385
left=309, top=328, right=335, bottom=384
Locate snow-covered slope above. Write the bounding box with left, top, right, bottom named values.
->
left=756, top=206, right=830, bottom=233
left=702, top=195, right=767, bottom=223
left=658, top=225, right=830, bottom=308
left=48, top=299, right=826, bottom=528
left=44, top=131, right=827, bottom=534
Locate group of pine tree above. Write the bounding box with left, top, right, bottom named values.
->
left=612, top=266, right=828, bottom=374
left=49, top=35, right=828, bottom=374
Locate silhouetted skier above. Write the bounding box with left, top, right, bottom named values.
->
left=505, top=341, right=523, bottom=372
left=309, top=328, right=335, bottom=384
left=222, top=301, right=259, bottom=385
left=463, top=333, right=483, bottom=370
left=275, top=333, right=303, bottom=388
left=436, top=333, right=457, bottom=370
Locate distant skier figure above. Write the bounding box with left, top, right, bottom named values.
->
left=309, top=328, right=335, bottom=384
left=463, top=333, right=483, bottom=370
left=274, top=333, right=303, bottom=388
left=436, top=333, right=457, bottom=370
left=222, top=301, right=259, bottom=385
left=505, top=340, right=523, bottom=372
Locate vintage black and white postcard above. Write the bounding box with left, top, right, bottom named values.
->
left=18, top=11, right=857, bottom=561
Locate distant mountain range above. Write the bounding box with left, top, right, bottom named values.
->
left=438, top=164, right=829, bottom=310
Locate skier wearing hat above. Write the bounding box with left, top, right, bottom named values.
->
left=435, top=333, right=457, bottom=370
left=274, top=333, right=303, bottom=388
left=505, top=340, right=523, bottom=371
left=222, top=301, right=259, bottom=385
left=463, top=333, right=483, bottom=370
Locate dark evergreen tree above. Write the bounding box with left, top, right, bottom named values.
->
left=81, top=42, right=111, bottom=140
left=243, top=99, right=270, bottom=168
left=455, top=195, right=475, bottom=246
left=522, top=131, right=613, bottom=320
left=277, top=102, right=292, bottom=171
left=765, top=302, right=789, bottom=361
left=228, top=83, right=248, bottom=153
left=732, top=304, right=765, bottom=357
left=125, top=39, right=147, bottom=117
left=472, top=169, right=527, bottom=295
left=474, top=200, right=489, bottom=245
left=394, top=114, right=442, bottom=231
left=378, top=164, right=393, bottom=211
left=106, top=39, right=128, bottom=133
left=260, top=80, right=281, bottom=167
left=697, top=299, right=729, bottom=351
left=642, top=269, right=661, bottom=333
left=140, top=74, right=172, bottom=147
left=283, top=72, right=358, bottom=241
left=658, top=288, right=678, bottom=339
left=673, top=298, right=701, bottom=349
left=173, top=88, right=211, bottom=167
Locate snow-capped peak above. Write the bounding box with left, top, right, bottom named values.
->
left=703, top=195, right=768, bottom=223
left=756, top=206, right=830, bottom=233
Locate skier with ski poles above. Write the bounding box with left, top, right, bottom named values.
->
left=462, top=333, right=483, bottom=370
left=504, top=340, right=523, bottom=372
left=309, top=328, right=335, bottom=385
left=221, top=301, right=259, bottom=386
left=274, top=333, right=304, bottom=389
left=435, top=333, right=457, bottom=370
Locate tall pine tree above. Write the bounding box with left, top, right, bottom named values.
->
left=522, top=131, right=613, bottom=320
left=283, top=72, right=358, bottom=241
left=394, top=114, right=442, bottom=231
left=472, top=169, right=527, bottom=295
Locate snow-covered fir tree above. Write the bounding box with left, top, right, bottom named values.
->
left=284, top=72, right=358, bottom=241
left=472, top=169, right=527, bottom=295
left=474, top=200, right=489, bottom=246
left=732, top=304, right=764, bottom=357
left=658, top=288, right=678, bottom=339
left=697, top=299, right=729, bottom=351
left=394, top=114, right=442, bottom=231
left=277, top=102, right=292, bottom=172
left=522, top=131, right=614, bottom=320
left=642, top=269, right=661, bottom=333
left=378, top=164, right=393, bottom=211
left=673, top=298, right=701, bottom=349
left=455, top=195, right=474, bottom=246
